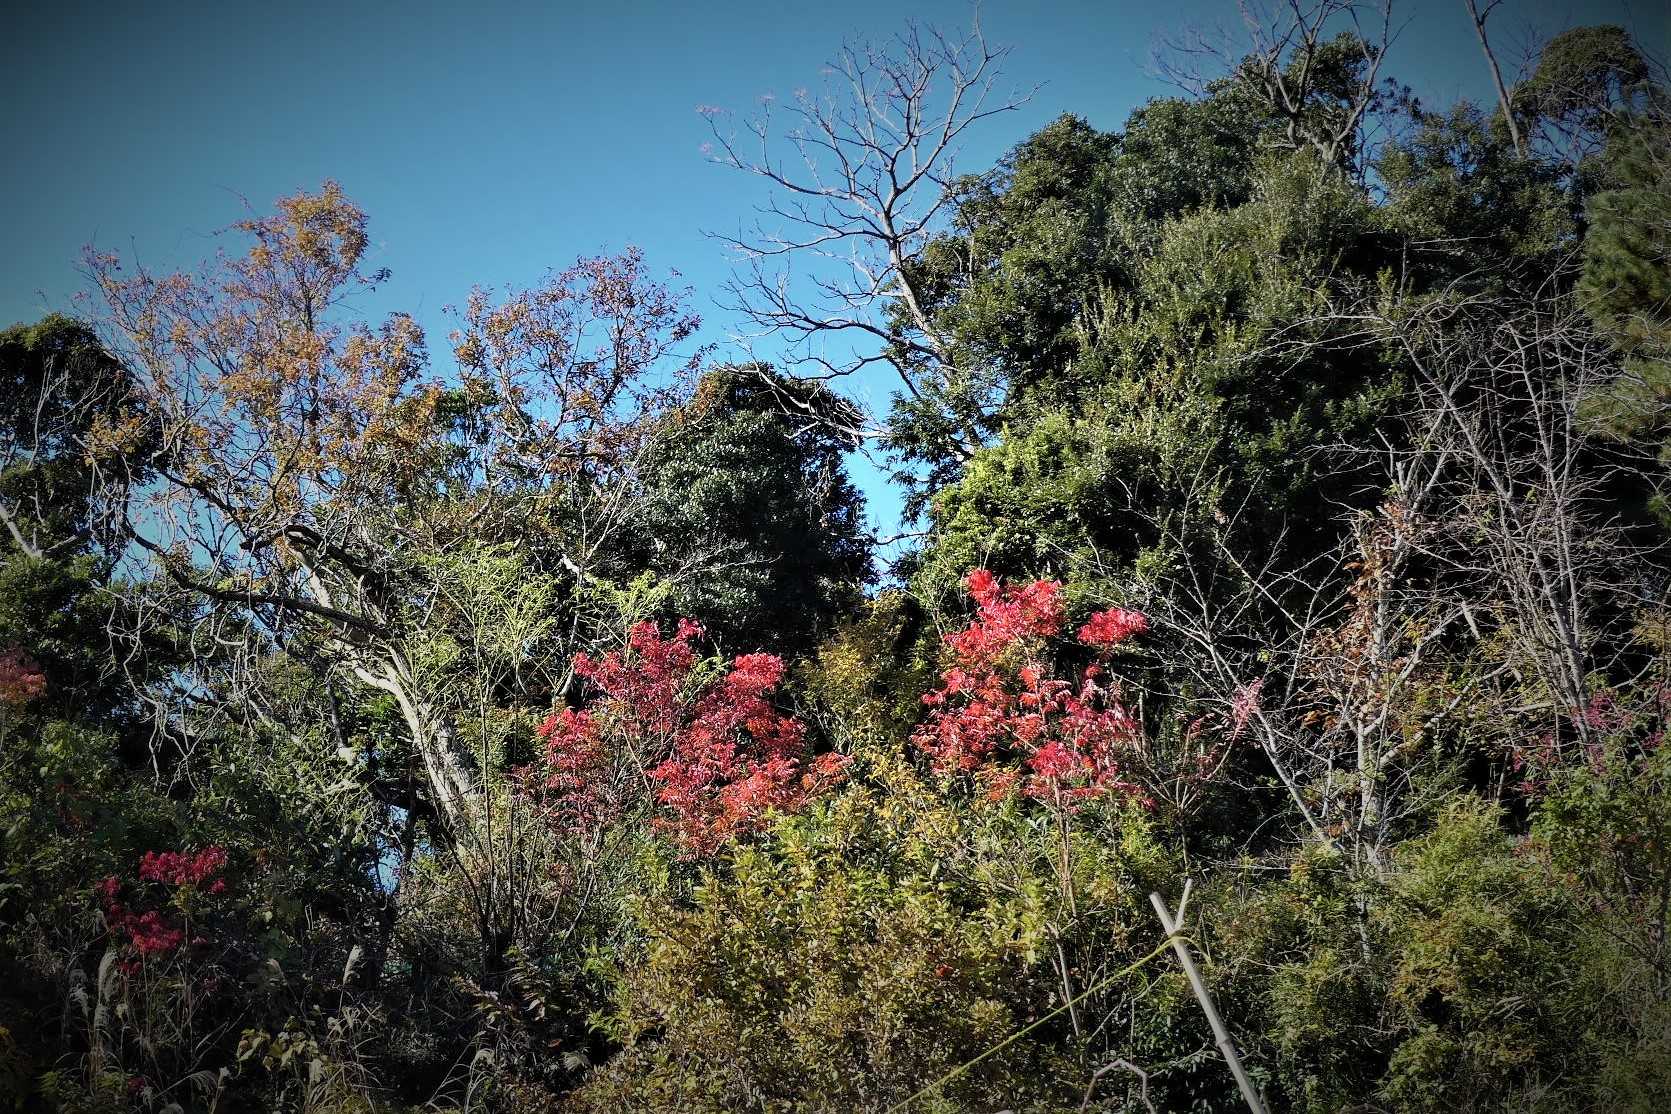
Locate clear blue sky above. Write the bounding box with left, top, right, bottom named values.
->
left=3, top=0, right=1665, bottom=539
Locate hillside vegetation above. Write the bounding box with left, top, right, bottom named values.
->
left=2, top=7, right=1669, bottom=1112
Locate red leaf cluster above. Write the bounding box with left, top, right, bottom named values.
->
left=138, top=847, right=230, bottom=890
left=535, top=620, right=845, bottom=856
left=1077, top=607, right=1149, bottom=651
left=914, top=571, right=1151, bottom=808
left=97, top=847, right=230, bottom=966
left=0, top=647, right=46, bottom=708
left=532, top=708, right=615, bottom=830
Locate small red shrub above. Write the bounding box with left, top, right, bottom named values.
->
left=535, top=620, right=844, bottom=856
left=97, top=847, right=231, bottom=968
left=914, top=571, right=1151, bottom=808
left=0, top=647, right=46, bottom=708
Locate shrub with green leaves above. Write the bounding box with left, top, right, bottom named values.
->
left=571, top=754, right=1174, bottom=1112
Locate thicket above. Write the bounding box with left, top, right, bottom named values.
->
left=2, top=5, right=1669, bottom=1111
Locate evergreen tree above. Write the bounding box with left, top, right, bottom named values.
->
left=639, top=365, right=871, bottom=655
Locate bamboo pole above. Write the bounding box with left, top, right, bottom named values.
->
left=1149, top=888, right=1268, bottom=1114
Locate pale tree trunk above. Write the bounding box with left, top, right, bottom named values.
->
left=1356, top=724, right=1387, bottom=874
left=302, top=561, right=484, bottom=842
left=1462, top=0, right=1526, bottom=158
left=353, top=657, right=481, bottom=845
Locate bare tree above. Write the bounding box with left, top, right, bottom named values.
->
left=1462, top=0, right=1526, bottom=158
left=703, top=17, right=1034, bottom=455
left=1384, top=289, right=1650, bottom=754
left=1157, top=0, right=1399, bottom=177
left=1096, top=282, right=1649, bottom=872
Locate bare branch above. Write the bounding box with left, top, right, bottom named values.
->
left=702, top=16, right=1035, bottom=455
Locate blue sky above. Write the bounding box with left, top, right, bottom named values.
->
left=4, top=0, right=1665, bottom=540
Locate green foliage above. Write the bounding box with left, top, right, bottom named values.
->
left=915, top=150, right=1399, bottom=604
left=638, top=366, right=872, bottom=656
left=1520, top=25, right=1651, bottom=163
left=573, top=754, right=1173, bottom=1112
left=1579, top=114, right=1671, bottom=478
left=1582, top=116, right=1671, bottom=359
left=1377, top=103, right=1574, bottom=273
left=1106, top=89, right=1263, bottom=224
left=1535, top=745, right=1671, bottom=1110
left=797, top=590, right=935, bottom=748
left=1376, top=802, right=1577, bottom=1110
left=1214, top=792, right=1671, bottom=1112
left=0, top=553, right=130, bottom=730
left=902, top=95, right=1264, bottom=440
left=912, top=115, right=1125, bottom=394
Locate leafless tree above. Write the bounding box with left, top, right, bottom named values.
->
left=703, top=17, right=1034, bottom=455
left=1462, top=0, right=1526, bottom=157
left=1385, top=288, right=1654, bottom=741
left=1155, top=0, right=1399, bottom=176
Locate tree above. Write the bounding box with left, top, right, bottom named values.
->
left=1461, top=0, right=1526, bottom=158
left=90, top=185, right=695, bottom=827
left=1579, top=104, right=1671, bottom=473
left=636, top=365, right=871, bottom=656
left=1157, top=0, right=1399, bottom=179
left=86, top=184, right=708, bottom=993
left=0, top=314, right=151, bottom=560
left=0, top=314, right=159, bottom=727
left=912, top=145, right=1399, bottom=603
left=900, top=114, right=1125, bottom=425
left=1375, top=101, right=1572, bottom=280
left=1519, top=25, right=1652, bottom=166
left=704, top=17, right=1034, bottom=461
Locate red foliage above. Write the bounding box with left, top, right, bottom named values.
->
left=948, top=570, right=1066, bottom=663
left=914, top=571, right=1151, bottom=808
left=535, top=620, right=845, bottom=856
left=1077, top=607, right=1149, bottom=651
left=0, top=647, right=46, bottom=708
left=97, top=847, right=230, bottom=967
left=532, top=707, right=615, bottom=829
left=139, top=847, right=230, bottom=892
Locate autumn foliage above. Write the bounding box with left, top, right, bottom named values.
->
left=533, top=619, right=846, bottom=854
left=0, top=646, right=46, bottom=708
left=96, top=848, right=230, bottom=966
left=913, top=570, right=1150, bottom=807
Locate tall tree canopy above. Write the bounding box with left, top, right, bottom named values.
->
left=637, top=365, right=872, bottom=655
